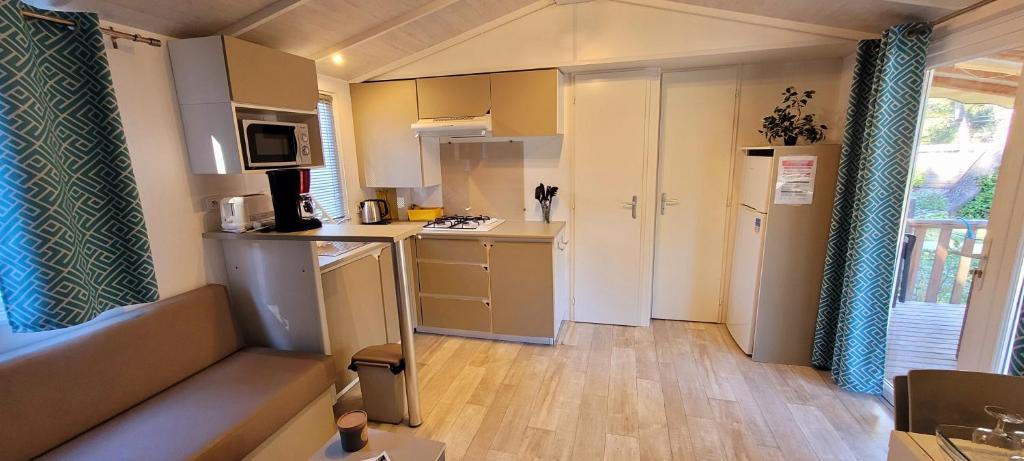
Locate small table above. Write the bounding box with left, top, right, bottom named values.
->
left=309, top=428, right=445, bottom=461
left=888, top=431, right=945, bottom=460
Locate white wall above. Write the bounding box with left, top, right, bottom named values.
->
left=735, top=59, right=848, bottom=147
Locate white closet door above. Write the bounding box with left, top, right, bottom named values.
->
left=573, top=70, right=659, bottom=326
left=652, top=67, right=738, bottom=322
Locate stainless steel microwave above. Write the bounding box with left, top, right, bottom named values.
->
left=239, top=120, right=312, bottom=169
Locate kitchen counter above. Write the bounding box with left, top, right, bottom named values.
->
left=413, top=220, right=570, bottom=344
left=203, top=222, right=425, bottom=243
left=203, top=221, right=425, bottom=426
left=418, top=220, right=565, bottom=241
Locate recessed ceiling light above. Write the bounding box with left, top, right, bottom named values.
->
left=331, top=53, right=344, bottom=65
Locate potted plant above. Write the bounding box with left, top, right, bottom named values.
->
left=759, top=87, right=828, bottom=146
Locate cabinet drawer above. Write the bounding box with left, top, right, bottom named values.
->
left=417, top=262, right=489, bottom=298
left=416, top=238, right=487, bottom=263
left=420, top=296, right=490, bottom=332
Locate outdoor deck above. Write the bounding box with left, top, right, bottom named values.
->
left=885, top=301, right=966, bottom=381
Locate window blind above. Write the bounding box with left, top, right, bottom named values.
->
left=310, top=94, right=347, bottom=220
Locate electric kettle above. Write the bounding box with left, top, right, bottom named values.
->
left=359, top=199, right=390, bottom=224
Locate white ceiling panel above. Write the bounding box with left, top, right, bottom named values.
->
left=663, top=0, right=959, bottom=32
left=237, top=0, right=435, bottom=57
left=45, top=0, right=280, bottom=37
left=30, top=0, right=974, bottom=83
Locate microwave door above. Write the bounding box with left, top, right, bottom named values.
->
left=244, top=123, right=298, bottom=168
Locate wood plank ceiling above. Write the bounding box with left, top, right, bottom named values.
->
left=931, top=49, right=1024, bottom=107
left=42, top=0, right=969, bottom=81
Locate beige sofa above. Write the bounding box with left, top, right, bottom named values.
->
left=0, top=285, right=336, bottom=461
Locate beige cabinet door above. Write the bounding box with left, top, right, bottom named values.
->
left=321, top=254, right=389, bottom=389
left=351, top=80, right=439, bottom=187
left=490, top=241, right=554, bottom=338
left=416, top=74, right=491, bottom=118
left=222, top=36, right=318, bottom=111
left=491, top=69, right=560, bottom=137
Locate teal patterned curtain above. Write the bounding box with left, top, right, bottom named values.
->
left=0, top=2, right=158, bottom=332
left=1009, top=307, right=1024, bottom=375
left=812, top=23, right=932, bottom=394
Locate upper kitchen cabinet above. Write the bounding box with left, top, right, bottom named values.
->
left=351, top=80, right=441, bottom=188
left=168, top=36, right=322, bottom=174
left=416, top=74, right=491, bottom=119
left=169, top=36, right=318, bottom=111
left=490, top=69, right=564, bottom=137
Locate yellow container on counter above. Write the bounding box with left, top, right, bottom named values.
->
left=406, top=207, right=444, bottom=221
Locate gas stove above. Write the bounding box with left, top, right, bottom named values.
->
left=421, top=215, right=505, bottom=232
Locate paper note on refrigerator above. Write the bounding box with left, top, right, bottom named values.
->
left=775, top=156, right=817, bottom=205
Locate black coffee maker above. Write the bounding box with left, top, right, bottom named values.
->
left=266, top=168, right=322, bottom=232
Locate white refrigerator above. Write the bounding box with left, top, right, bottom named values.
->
left=725, top=146, right=841, bottom=365
left=726, top=154, right=772, bottom=354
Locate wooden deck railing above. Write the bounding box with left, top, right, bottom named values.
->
left=904, top=218, right=987, bottom=305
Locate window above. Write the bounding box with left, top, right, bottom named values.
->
left=309, top=94, right=347, bottom=221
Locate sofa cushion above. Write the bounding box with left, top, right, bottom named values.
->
left=0, top=285, right=244, bottom=461
left=38, top=348, right=334, bottom=461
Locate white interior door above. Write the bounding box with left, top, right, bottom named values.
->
left=652, top=67, right=738, bottom=322
left=573, top=70, right=658, bottom=326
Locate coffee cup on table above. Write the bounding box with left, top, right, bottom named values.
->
left=337, top=410, right=368, bottom=452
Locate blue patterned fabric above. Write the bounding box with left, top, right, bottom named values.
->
left=0, top=2, right=158, bottom=332
left=1009, top=306, right=1024, bottom=375
left=812, top=23, right=932, bottom=394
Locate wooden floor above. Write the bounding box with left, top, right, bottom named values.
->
left=345, top=321, right=895, bottom=460
left=885, top=302, right=965, bottom=381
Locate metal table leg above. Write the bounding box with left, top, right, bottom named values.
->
left=391, top=238, right=422, bottom=427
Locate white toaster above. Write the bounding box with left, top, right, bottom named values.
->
left=219, top=194, right=274, bottom=232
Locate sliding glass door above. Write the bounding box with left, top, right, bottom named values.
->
left=886, top=48, right=1024, bottom=389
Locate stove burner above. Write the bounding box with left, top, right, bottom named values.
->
left=424, top=215, right=494, bottom=229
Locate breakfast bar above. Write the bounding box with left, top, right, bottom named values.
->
left=204, top=223, right=426, bottom=426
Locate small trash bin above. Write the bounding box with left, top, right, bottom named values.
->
left=348, top=343, right=406, bottom=424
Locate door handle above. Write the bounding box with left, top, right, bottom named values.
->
left=621, top=195, right=638, bottom=219
left=660, top=192, right=680, bottom=215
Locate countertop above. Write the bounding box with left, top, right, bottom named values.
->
left=202, top=220, right=565, bottom=243
left=418, top=220, right=565, bottom=240
left=203, top=222, right=425, bottom=243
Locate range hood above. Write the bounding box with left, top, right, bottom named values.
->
left=411, top=114, right=492, bottom=138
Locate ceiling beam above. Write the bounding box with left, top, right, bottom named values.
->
left=310, top=0, right=464, bottom=61
left=882, top=0, right=974, bottom=9
left=217, top=0, right=311, bottom=37
left=932, top=75, right=1018, bottom=96
left=937, top=65, right=1020, bottom=82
